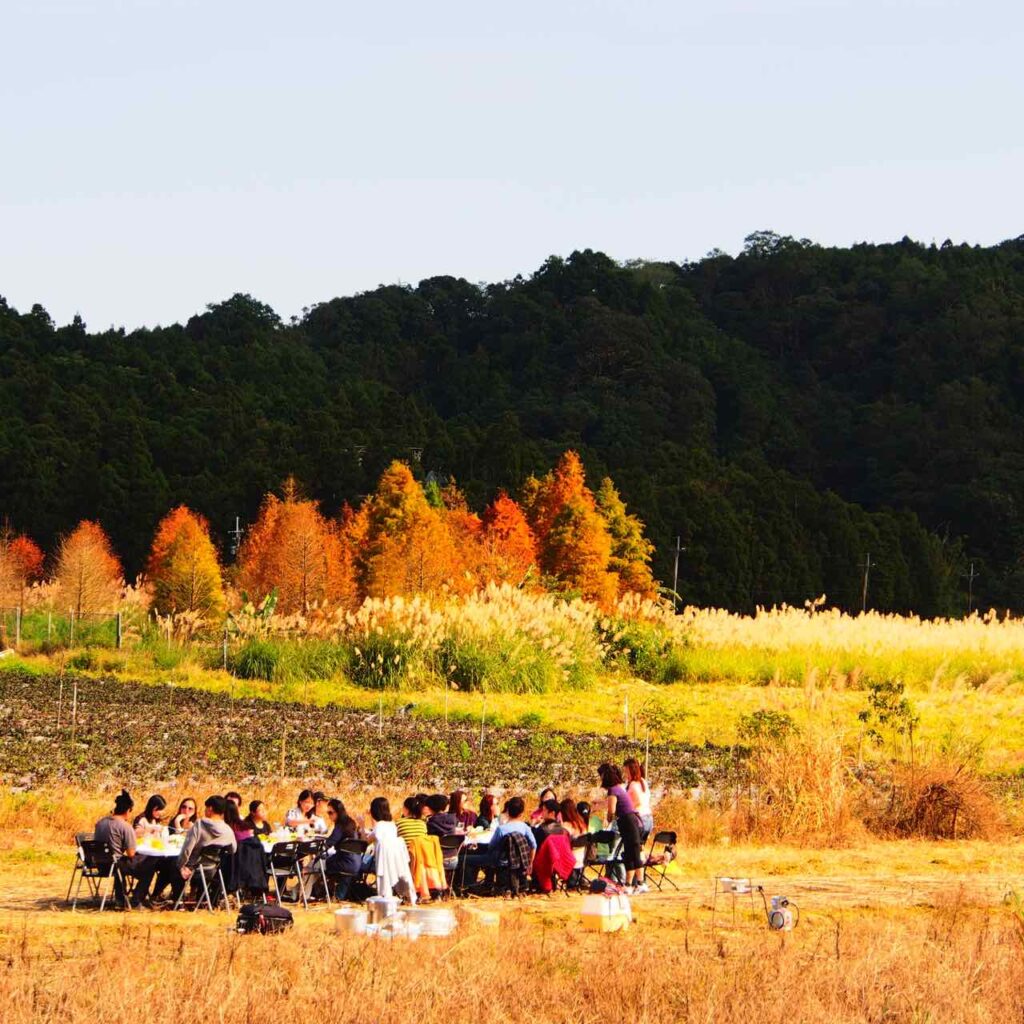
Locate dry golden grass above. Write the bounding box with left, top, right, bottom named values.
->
left=7, top=779, right=1024, bottom=1022
left=3, top=898, right=1024, bottom=1023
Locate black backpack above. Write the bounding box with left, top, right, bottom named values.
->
left=235, top=902, right=294, bottom=935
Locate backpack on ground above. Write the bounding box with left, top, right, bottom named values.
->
left=235, top=902, right=294, bottom=934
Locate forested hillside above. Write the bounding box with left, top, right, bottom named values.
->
left=2, top=232, right=1023, bottom=614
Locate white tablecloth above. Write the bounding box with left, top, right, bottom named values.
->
left=135, top=838, right=185, bottom=859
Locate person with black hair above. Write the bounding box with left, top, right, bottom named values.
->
left=425, top=794, right=459, bottom=837
left=242, top=800, right=272, bottom=838
left=170, top=797, right=198, bottom=835
left=599, top=763, right=645, bottom=893
left=169, top=795, right=237, bottom=903
left=365, top=797, right=416, bottom=903
left=530, top=787, right=558, bottom=824
left=95, top=789, right=162, bottom=908
left=285, top=789, right=315, bottom=829
left=224, top=798, right=253, bottom=842
left=459, top=796, right=537, bottom=890
left=322, top=798, right=361, bottom=900
left=396, top=796, right=428, bottom=843
left=225, top=791, right=243, bottom=810
left=532, top=798, right=565, bottom=846
left=132, top=794, right=167, bottom=839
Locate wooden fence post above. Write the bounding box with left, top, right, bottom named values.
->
left=116, top=611, right=122, bottom=650
left=14, top=606, right=21, bottom=648
left=69, top=609, right=75, bottom=647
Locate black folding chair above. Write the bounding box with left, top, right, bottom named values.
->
left=295, top=837, right=332, bottom=908
left=582, top=830, right=623, bottom=883
left=642, top=830, right=679, bottom=891
left=266, top=841, right=302, bottom=907
left=69, top=838, right=118, bottom=910
left=326, top=838, right=369, bottom=902
left=561, top=833, right=590, bottom=893
left=173, top=847, right=232, bottom=912
left=438, top=833, right=466, bottom=898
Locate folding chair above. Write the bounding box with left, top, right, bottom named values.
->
left=583, top=830, right=623, bottom=883
left=565, top=834, right=590, bottom=892
left=69, top=839, right=119, bottom=910
left=266, top=841, right=302, bottom=907
left=438, top=834, right=466, bottom=898
left=173, top=847, right=232, bottom=912
left=642, top=830, right=679, bottom=891
left=295, top=838, right=332, bottom=908
left=326, top=838, right=369, bottom=902
left=67, top=833, right=95, bottom=904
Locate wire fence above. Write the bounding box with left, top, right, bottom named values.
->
left=0, top=607, right=122, bottom=649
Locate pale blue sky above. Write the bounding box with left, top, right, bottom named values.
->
left=2, top=0, right=1021, bottom=329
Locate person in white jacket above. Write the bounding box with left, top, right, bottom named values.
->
left=364, top=797, right=416, bottom=905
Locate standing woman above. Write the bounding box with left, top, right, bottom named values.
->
left=598, top=763, right=645, bottom=894
left=624, top=757, right=654, bottom=842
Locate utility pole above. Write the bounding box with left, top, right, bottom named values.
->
left=671, top=536, right=685, bottom=611
left=229, top=516, right=244, bottom=558
left=965, top=561, right=980, bottom=615
left=860, top=553, right=875, bottom=613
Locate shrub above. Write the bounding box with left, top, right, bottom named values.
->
left=231, top=639, right=281, bottom=681
left=866, top=760, right=1003, bottom=840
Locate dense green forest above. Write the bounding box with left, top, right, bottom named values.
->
left=2, top=231, right=1023, bottom=614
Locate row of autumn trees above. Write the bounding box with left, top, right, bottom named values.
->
left=0, top=453, right=658, bottom=620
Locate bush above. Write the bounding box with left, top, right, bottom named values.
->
left=231, top=639, right=281, bottom=681
left=437, top=635, right=563, bottom=694
left=603, top=619, right=688, bottom=684
left=67, top=650, right=97, bottom=671
left=866, top=760, right=1003, bottom=840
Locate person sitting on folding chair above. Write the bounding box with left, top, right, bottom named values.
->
left=94, top=789, right=163, bottom=909
left=169, top=795, right=237, bottom=905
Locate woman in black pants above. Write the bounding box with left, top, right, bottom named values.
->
left=599, top=762, right=645, bottom=894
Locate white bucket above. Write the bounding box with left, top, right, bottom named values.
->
left=334, top=908, right=367, bottom=935
left=406, top=906, right=457, bottom=936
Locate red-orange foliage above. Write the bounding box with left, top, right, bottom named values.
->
left=522, top=451, right=617, bottom=605
left=480, top=492, right=537, bottom=586
left=0, top=529, right=45, bottom=607
left=236, top=482, right=356, bottom=613
left=146, top=506, right=226, bottom=618
left=54, top=521, right=123, bottom=615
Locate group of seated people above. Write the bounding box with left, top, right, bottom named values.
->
left=87, top=756, right=656, bottom=909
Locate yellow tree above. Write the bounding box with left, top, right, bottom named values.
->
left=146, top=506, right=226, bottom=619
left=236, top=480, right=355, bottom=613
left=357, top=461, right=459, bottom=598
left=55, top=521, right=123, bottom=615
left=595, top=477, right=658, bottom=599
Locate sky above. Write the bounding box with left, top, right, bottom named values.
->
left=1, top=0, right=1022, bottom=329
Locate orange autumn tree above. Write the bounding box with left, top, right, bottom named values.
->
left=522, top=451, right=617, bottom=605
left=54, top=521, right=123, bottom=615
left=480, top=492, right=537, bottom=586
left=236, top=480, right=356, bottom=614
left=0, top=527, right=45, bottom=608
left=439, top=480, right=486, bottom=592
left=595, top=477, right=658, bottom=599
left=146, top=506, right=226, bottom=619
left=357, top=461, right=459, bottom=598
